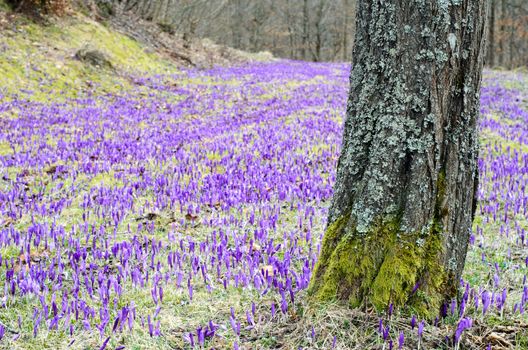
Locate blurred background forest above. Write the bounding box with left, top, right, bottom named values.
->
left=5, top=0, right=528, bottom=67
left=96, top=0, right=527, bottom=67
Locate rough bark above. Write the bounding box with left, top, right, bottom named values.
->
left=309, top=0, right=488, bottom=317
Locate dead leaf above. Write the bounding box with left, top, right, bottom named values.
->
left=14, top=249, right=49, bottom=273
left=260, top=265, right=274, bottom=277
left=185, top=213, right=198, bottom=221
left=249, top=242, right=261, bottom=252
left=44, top=164, right=58, bottom=174
left=485, top=332, right=514, bottom=348
left=1, top=217, right=14, bottom=228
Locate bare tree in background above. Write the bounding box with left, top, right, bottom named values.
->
left=93, top=0, right=525, bottom=67
left=487, top=0, right=528, bottom=67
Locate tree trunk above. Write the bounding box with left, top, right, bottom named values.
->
left=312, top=0, right=324, bottom=62
left=287, top=24, right=295, bottom=58
left=301, top=0, right=309, bottom=60
left=500, top=0, right=506, bottom=66
left=309, top=0, right=488, bottom=317
left=508, top=4, right=514, bottom=69
left=232, top=0, right=243, bottom=49
left=488, top=0, right=495, bottom=67
left=342, top=0, right=349, bottom=61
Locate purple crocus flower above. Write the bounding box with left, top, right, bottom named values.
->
left=147, top=315, right=153, bottom=336
left=99, top=337, right=110, bottom=350
left=417, top=320, right=425, bottom=350
left=383, top=325, right=390, bottom=340
left=197, top=327, right=205, bottom=346
left=454, top=317, right=472, bottom=344
left=246, top=310, right=254, bottom=326
left=482, top=291, right=491, bottom=315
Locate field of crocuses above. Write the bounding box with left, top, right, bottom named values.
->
left=0, top=61, right=527, bottom=349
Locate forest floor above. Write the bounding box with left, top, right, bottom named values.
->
left=0, top=6, right=528, bottom=350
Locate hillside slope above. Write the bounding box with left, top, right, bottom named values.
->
left=0, top=5, right=271, bottom=101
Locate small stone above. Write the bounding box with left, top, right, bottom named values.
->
left=75, top=48, right=113, bottom=69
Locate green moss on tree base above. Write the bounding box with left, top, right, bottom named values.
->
left=309, top=214, right=447, bottom=318
left=309, top=165, right=454, bottom=318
